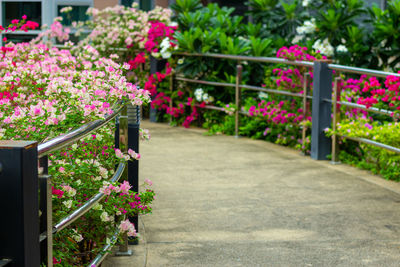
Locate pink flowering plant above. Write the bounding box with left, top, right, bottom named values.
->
left=0, top=15, right=39, bottom=39
left=0, top=38, right=155, bottom=265
left=323, top=72, right=400, bottom=181
left=74, top=4, right=177, bottom=119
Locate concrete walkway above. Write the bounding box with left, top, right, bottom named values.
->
left=105, top=121, right=400, bottom=267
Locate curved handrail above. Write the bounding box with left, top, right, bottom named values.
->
left=87, top=228, right=120, bottom=267
left=38, top=104, right=124, bottom=157
left=52, top=162, right=126, bottom=234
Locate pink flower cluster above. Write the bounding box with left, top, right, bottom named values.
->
left=100, top=180, right=132, bottom=196
left=52, top=186, right=64, bottom=199
left=0, top=42, right=150, bottom=142
left=276, top=45, right=326, bottom=61
left=144, top=21, right=177, bottom=53
left=248, top=100, right=310, bottom=125
left=128, top=52, right=146, bottom=70
left=341, top=73, right=400, bottom=112
left=115, top=148, right=140, bottom=161
left=118, top=219, right=137, bottom=237
left=0, top=15, right=39, bottom=35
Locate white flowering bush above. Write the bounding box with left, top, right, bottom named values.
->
left=66, top=4, right=178, bottom=120
left=77, top=4, right=177, bottom=59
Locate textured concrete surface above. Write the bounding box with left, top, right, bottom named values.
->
left=105, top=121, right=400, bottom=267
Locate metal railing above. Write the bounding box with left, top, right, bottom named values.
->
left=0, top=102, right=141, bottom=266
left=328, top=76, right=400, bottom=163
left=171, top=52, right=400, bottom=161
left=172, top=53, right=314, bottom=142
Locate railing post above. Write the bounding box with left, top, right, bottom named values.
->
left=311, top=60, right=333, bottom=160
left=127, top=104, right=140, bottom=244
left=235, top=64, right=243, bottom=138
left=169, top=71, right=174, bottom=124
left=116, top=105, right=133, bottom=256
left=331, top=77, right=342, bottom=164
left=39, top=156, right=53, bottom=267
left=0, top=141, right=40, bottom=266
left=301, top=72, right=310, bottom=152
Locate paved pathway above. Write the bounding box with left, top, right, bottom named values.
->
left=105, top=121, right=400, bottom=267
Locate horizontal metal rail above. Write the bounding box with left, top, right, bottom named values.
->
left=194, top=104, right=249, bottom=115
left=175, top=52, right=400, bottom=78
left=176, top=76, right=308, bottom=98
left=240, top=84, right=305, bottom=98
left=328, top=64, right=400, bottom=78
left=339, top=135, right=400, bottom=154
left=175, top=76, right=236, bottom=88
left=87, top=228, right=120, bottom=267
left=38, top=104, right=124, bottom=157
left=194, top=104, right=225, bottom=112
left=323, top=98, right=395, bottom=116
left=175, top=52, right=314, bottom=67
left=38, top=162, right=126, bottom=241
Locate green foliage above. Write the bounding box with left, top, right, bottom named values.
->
left=247, top=0, right=307, bottom=44
left=369, top=0, right=400, bottom=70
left=326, top=118, right=400, bottom=181
left=313, top=0, right=365, bottom=44
left=170, top=0, right=202, bottom=16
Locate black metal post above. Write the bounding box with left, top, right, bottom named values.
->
left=115, top=115, right=120, bottom=149
left=311, top=60, right=333, bottom=160
left=0, top=141, right=40, bottom=266
left=39, top=156, right=53, bottom=266
left=128, top=105, right=140, bottom=240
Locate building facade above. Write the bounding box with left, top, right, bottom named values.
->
left=0, top=0, right=171, bottom=44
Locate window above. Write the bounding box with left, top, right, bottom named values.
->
left=4, top=33, right=37, bottom=43
left=2, top=1, right=42, bottom=27
left=57, top=5, right=89, bottom=26
left=121, top=0, right=135, bottom=7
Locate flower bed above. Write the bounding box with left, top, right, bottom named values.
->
left=0, top=29, right=154, bottom=264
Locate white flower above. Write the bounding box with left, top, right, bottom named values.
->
left=99, top=166, right=108, bottom=178
left=312, top=38, right=334, bottom=57
left=71, top=144, right=78, bottom=150
left=160, top=37, right=171, bottom=49
left=63, top=200, right=73, bottom=209
left=258, top=92, right=269, bottom=99
left=169, top=22, right=178, bottom=27
left=302, top=0, right=310, bottom=7
left=177, top=58, right=184, bottom=64
left=100, top=211, right=110, bottom=222
left=75, top=159, right=81, bottom=164
left=93, top=203, right=103, bottom=210
left=123, top=63, right=130, bottom=70
left=76, top=179, right=81, bottom=186
left=202, top=93, right=209, bottom=102
left=60, top=6, right=73, bottom=13
left=336, top=45, right=348, bottom=53
left=67, top=189, right=76, bottom=197
left=160, top=51, right=171, bottom=59
left=194, top=88, right=204, bottom=102
left=72, top=229, right=83, bottom=242
left=296, top=19, right=316, bottom=35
